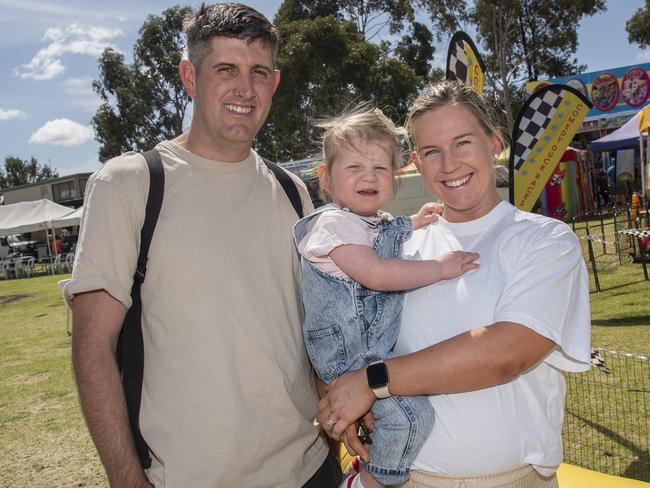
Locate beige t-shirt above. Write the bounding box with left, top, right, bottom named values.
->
left=65, top=141, right=327, bottom=488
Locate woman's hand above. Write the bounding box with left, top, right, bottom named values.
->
left=340, top=412, right=374, bottom=463
left=317, top=368, right=376, bottom=442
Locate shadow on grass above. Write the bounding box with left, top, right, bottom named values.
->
left=590, top=279, right=648, bottom=294
left=566, top=410, right=650, bottom=482
left=591, top=315, right=650, bottom=327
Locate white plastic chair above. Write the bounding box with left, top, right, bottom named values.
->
left=1, top=259, right=13, bottom=280
left=63, top=253, right=75, bottom=273
left=23, top=257, right=36, bottom=277
left=57, top=279, right=72, bottom=335
left=13, top=257, right=24, bottom=278
left=48, top=254, right=62, bottom=274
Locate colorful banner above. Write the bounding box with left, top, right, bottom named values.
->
left=446, top=31, right=486, bottom=94
left=526, top=63, right=650, bottom=127
left=539, top=149, right=596, bottom=221
left=509, top=84, right=592, bottom=212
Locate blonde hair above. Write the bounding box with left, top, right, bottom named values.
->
left=406, top=81, right=506, bottom=151
left=315, top=103, right=407, bottom=175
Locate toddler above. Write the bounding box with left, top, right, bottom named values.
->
left=293, top=105, right=479, bottom=488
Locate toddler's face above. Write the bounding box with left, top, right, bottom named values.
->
left=320, top=140, right=394, bottom=217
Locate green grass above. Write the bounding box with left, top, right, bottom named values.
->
left=0, top=274, right=105, bottom=488
left=0, top=274, right=648, bottom=486
left=590, top=281, right=650, bottom=354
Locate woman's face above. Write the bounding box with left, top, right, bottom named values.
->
left=411, top=105, right=502, bottom=223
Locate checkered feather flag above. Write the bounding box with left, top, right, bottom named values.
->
left=446, top=31, right=486, bottom=94
left=508, top=84, right=592, bottom=212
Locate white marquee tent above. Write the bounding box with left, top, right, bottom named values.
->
left=51, top=205, right=83, bottom=229
left=0, top=199, right=80, bottom=235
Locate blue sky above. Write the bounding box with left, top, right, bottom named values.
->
left=1, top=0, right=648, bottom=176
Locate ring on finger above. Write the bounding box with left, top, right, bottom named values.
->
left=326, top=417, right=337, bottom=428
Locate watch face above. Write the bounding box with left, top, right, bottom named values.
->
left=367, top=362, right=388, bottom=389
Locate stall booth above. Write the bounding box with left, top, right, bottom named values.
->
left=538, top=147, right=596, bottom=221
left=591, top=108, right=648, bottom=202
left=639, top=105, right=650, bottom=199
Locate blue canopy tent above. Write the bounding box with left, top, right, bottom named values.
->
left=590, top=112, right=640, bottom=151
left=590, top=112, right=647, bottom=198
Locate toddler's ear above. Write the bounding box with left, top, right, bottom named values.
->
left=317, top=162, right=331, bottom=194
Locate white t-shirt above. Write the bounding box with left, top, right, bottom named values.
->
left=394, top=201, right=591, bottom=477
left=297, top=208, right=388, bottom=278
left=65, top=141, right=327, bottom=488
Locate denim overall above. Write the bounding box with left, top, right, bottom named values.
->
left=294, top=204, right=434, bottom=485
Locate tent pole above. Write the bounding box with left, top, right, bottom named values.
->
left=46, top=226, right=52, bottom=258
left=641, top=132, right=645, bottom=202
left=645, top=130, right=650, bottom=202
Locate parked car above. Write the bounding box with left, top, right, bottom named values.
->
left=4, top=234, right=40, bottom=258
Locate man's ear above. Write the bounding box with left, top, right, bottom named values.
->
left=272, top=70, right=281, bottom=95
left=317, top=163, right=331, bottom=194
left=179, top=59, right=196, bottom=99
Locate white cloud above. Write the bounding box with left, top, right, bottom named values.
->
left=15, top=24, right=123, bottom=80
left=638, top=50, right=650, bottom=62
left=29, top=118, right=94, bottom=147
left=0, top=108, right=26, bottom=121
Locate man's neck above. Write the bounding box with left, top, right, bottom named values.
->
left=172, top=131, right=252, bottom=163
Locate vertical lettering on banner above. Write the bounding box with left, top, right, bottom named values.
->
left=511, top=87, right=592, bottom=212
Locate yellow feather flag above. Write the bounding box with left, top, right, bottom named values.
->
left=509, top=85, right=592, bottom=212
left=446, top=31, right=486, bottom=94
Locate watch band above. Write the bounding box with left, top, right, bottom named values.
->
left=372, top=383, right=391, bottom=399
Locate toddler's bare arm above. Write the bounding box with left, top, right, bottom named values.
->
left=330, top=245, right=479, bottom=292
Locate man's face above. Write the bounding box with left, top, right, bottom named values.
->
left=184, top=36, right=280, bottom=159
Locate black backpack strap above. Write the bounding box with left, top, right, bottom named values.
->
left=116, top=148, right=164, bottom=469
left=262, top=157, right=304, bottom=219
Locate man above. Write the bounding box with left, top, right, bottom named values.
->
left=50, top=234, right=63, bottom=255
left=67, top=4, right=337, bottom=487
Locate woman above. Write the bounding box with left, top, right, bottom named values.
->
left=317, top=81, right=591, bottom=488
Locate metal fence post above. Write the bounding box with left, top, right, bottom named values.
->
left=638, top=236, right=649, bottom=281
left=587, top=234, right=601, bottom=292
left=599, top=211, right=607, bottom=255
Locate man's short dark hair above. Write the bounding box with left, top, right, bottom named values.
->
left=183, top=3, right=279, bottom=70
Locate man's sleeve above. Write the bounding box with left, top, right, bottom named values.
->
left=64, top=161, right=147, bottom=309
left=494, top=223, right=591, bottom=372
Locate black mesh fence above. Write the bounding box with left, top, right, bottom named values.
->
left=563, top=349, right=650, bottom=481
left=572, top=207, right=650, bottom=292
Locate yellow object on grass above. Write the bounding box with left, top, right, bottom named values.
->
left=339, top=445, right=649, bottom=487
left=557, top=463, right=649, bottom=487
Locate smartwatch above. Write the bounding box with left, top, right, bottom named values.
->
left=366, top=360, right=390, bottom=399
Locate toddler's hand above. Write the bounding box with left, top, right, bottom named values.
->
left=438, top=251, right=480, bottom=280
left=411, top=202, right=444, bottom=230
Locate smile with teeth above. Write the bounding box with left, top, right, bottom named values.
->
left=225, top=103, right=253, bottom=114
left=443, top=173, right=472, bottom=188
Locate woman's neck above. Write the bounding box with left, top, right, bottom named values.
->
left=442, top=192, right=502, bottom=223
